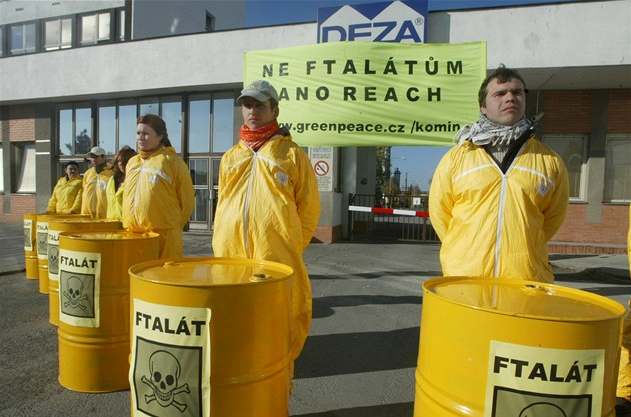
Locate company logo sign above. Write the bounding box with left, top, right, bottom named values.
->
left=317, top=0, right=428, bottom=43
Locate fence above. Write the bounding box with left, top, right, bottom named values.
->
left=347, top=193, right=439, bottom=242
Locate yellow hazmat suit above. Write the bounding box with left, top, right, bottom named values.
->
left=81, top=165, right=113, bottom=219
left=617, top=208, right=631, bottom=399
left=429, top=137, right=569, bottom=282
left=105, top=176, right=124, bottom=221
left=122, top=146, right=194, bottom=258
left=47, top=176, right=82, bottom=214
left=212, top=133, right=320, bottom=362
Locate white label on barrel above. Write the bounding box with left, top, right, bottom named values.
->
left=24, top=219, right=33, bottom=251
left=484, top=341, right=604, bottom=417
left=58, top=248, right=101, bottom=328
left=130, top=299, right=211, bottom=417
left=47, top=230, right=61, bottom=281
left=36, top=222, right=48, bottom=259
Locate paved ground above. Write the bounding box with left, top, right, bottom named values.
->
left=1, top=222, right=630, bottom=416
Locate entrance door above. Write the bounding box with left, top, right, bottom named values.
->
left=189, top=158, right=221, bottom=231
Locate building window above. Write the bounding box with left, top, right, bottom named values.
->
left=161, top=98, right=182, bottom=153
left=80, top=12, right=111, bottom=45
left=98, top=104, right=116, bottom=155
left=189, top=97, right=211, bottom=153
left=544, top=134, right=587, bottom=200
left=0, top=26, right=4, bottom=57
left=118, top=102, right=137, bottom=150
left=118, top=9, right=126, bottom=41
left=604, top=134, right=631, bottom=202
left=212, top=95, right=235, bottom=153
left=0, top=147, right=3, bottom=193
left=10, top=22, right=36, bottom=54
left=57, top=106, right=93, bottom=156
left=14, top=143, right=36, bottom=193
left=44, top=17, right=72, bottom=51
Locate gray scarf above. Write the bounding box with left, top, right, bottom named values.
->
left=456, top=114, right=532, bottom=146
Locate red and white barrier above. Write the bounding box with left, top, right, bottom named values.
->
left=348, top=205, right=429, bottom=218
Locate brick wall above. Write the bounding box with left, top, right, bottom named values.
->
left=552, top=203, right=629, bottom=245
left=0, top=194, right=37, bottom=223
left=608, top=89, right=631, bottom=133
left=542, top=90, right=592, bottom=134
left=8, top=105, right=35, bottom=142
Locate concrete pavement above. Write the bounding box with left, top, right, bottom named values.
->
left=0, top=222, right=630, bottom=416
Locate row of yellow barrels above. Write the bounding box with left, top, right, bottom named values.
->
left=23, top=213, right=295, bottom=416
left=22, top=213, right=627, bottom=417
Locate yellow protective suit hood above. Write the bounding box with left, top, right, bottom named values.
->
left=212, top=132, right=320, bottom=360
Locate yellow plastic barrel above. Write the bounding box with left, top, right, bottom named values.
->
left=48, top=219, right=123, bottom=326
left=128, top=257, right=294, bottom=417
left=414, top=277, right=625, bottom=417
left=36, top=214, right=88, bottom=294
left=23, top=213, right=38, bottom=279
left=58, top=231, right=160, bottom=393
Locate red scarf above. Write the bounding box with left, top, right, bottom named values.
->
left=239, top=121, right=279, bottom=152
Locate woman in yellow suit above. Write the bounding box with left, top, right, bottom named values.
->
left=122, top=114, right=194, bottom=258
left=106, top=146, right=136, bottom=221
left=47, top=161, right=82, bottom=214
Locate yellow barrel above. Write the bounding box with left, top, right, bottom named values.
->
left=58, top=231, right=160, bottom=393
left=414, top=277, right=625, bottom=417
left=36, top=214, right=88, bottom=294
left=129, top=257, right=294, bottom=417
left=23, top=213, right=39, bottom=279
left=48, top=219, right=123, bottom=326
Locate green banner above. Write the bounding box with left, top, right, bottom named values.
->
left=244, top=41, right=486, bottom=147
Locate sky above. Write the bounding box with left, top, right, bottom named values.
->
left=244, top=0, right=577, bottom=26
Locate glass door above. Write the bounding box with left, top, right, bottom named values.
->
left=189, top=157, right=222, bottom=231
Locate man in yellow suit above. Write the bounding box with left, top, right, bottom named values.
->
left=429, top=66, right=569, bottom=282
left=81, top=146, right=113, bottom=219
left=212, top=80, right=320, bottom=388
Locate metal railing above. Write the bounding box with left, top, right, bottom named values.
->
left=347, top=193, right=438, bottom=242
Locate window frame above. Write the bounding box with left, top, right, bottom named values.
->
left=78, top=10, right=114, bottom=46
left=43, top=15, right=74, bottom=51
left=543, top=134, right=588, bottom=202
left=604, top=133, right=631, bottom=203
left=9, top=21, right=38, bottom=55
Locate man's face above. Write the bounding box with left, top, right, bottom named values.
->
left=86, top=155, right=104, bottom=167
left=241, top=97, right=277, bottom=130
left=481, top=77, right=526, bottom=126
left=65, top=164, right=79, bottom=179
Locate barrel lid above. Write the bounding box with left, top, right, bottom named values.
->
left=61, top=231, right=160, bottom=241
left=130, top=257, right=293, bottom=287
left=49, top=218, right=122, bottom=228
left=424, top=277, right=625, bottom=322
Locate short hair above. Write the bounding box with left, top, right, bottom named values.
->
left=269, top=98, right=279, bottom=110
left=137, top=113, right=172, bottom=147
left=65, top=161, right=79, bottom=170
left=478, top=65, right=527, bottom=107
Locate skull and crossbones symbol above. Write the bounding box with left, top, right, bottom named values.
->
left=48, top=246, right=59, bottom=272
left=142, top=350, right=190, bottom=412
left=62, top=276, right=90, bottom=313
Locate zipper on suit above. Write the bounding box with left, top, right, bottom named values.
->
left=242, top=151, right=257, bottom=256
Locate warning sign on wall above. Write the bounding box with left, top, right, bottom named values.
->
left=484, top=341, right=604, bottom=417
left=310, top=146, right=334, bottom=192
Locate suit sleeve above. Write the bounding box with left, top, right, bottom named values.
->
left=69, top=184, right=82, bottom=214
left=175, top=158, right=195, bottom=228
left=294, top=148, right=320, bottom=249
left=542, top=158, right=569, bottom=242
left=428, top=151, right=455, bottom=242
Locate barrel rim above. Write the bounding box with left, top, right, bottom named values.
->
left=59, top=231, right=160, bottom=241
left=129, top=256, right=294, bottom=287
left=48, top=219, right=122, bottom=228
left=423, top=276, right=626, bottom=322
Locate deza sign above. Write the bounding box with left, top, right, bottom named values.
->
left=317, top=0, right=428, bottom=44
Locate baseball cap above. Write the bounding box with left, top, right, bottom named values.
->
left=237, top=80, right=279, bottom=104
left=86, top=146, right=106, bottom=157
